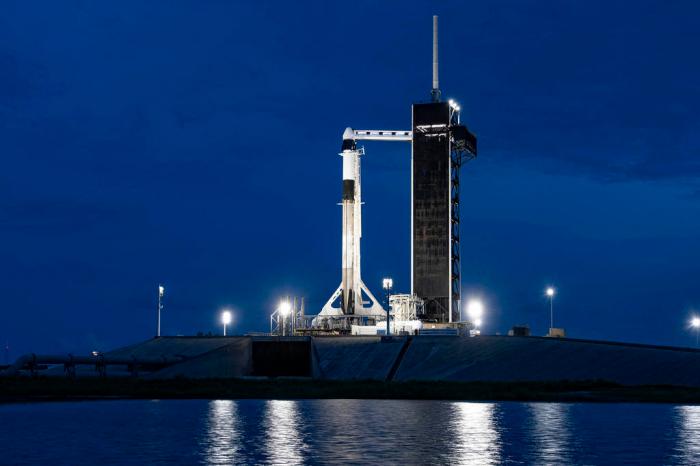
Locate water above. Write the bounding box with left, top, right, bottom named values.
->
left=1, top=399, right=698, bottom=465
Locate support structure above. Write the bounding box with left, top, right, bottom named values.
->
left=271, top=297, right=305, bottom=335
left=411, top=16, right=477, bottom=323
left=450, top=114, right=477, bottom=320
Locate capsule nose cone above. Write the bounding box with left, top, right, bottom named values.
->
left=341, top=127, right=356, bottom=151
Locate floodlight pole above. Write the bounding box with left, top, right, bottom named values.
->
left=157, top=284, right=164, bottom=337
left=221, top=310, right=232, bottom=337
left=549, top=295, right=554, bottom=329
left=383, top=278, right=393, bottom=336
left=546, top=287, right=555, bottom=331
left=386, top=288, right=391, bottom=336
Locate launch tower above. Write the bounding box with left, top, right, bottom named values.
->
left=412, top=16, right=477, bottom=323
left=318, top=16, right=476, bottom=328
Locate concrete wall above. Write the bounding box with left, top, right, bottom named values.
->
left=394, top=336, right=700, bottom=386
left=313, top=336, right=406, bottom=380
left=107, top=337, right=238, bottom=360
left=148, top=338, right=252, bottom=379
left=89, top=335, right=700, bottom=387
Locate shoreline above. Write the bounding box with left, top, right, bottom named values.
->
left=3, top=377, right=700, bottom=404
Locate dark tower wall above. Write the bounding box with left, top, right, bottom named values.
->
left=412, top=102, right=451, bottom=322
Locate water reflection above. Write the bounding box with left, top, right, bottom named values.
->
left=674, top=406, right=700, bottom=464
left=2, top=399, right=693, bottom=465
left=203, top=400, right=242, bottom=465
left=451, top=402, right=501, bottom=465
left=528, top=403, right=572, bottom=464
left=306, top=399, right=446, bottom=464
left=264, top=400, right=305, bottom=465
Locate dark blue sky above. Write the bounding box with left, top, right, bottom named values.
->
left=2, top=1, right=700, bottom=356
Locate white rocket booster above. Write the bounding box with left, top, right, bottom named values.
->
left=341, top=129, right=360, bottom=313
left=319, top=128, right=385, bottom=317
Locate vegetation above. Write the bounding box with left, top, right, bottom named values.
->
left=3, top=377, right=700, bottom=404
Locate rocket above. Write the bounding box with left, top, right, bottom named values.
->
left=318, top=128, right=386, bottom=318
left=340, top=128, right=360, bottom=314
left=318, top=128, right=401, bottom=319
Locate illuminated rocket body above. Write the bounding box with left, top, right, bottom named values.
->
left=319, top=128, right=384, bottom=317
left=340, top=131, right=360, bottom=313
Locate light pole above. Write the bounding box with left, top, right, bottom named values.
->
left=691, top=316, right=700, bottom=347
left=157, top=284, right=165, bottom=337
left=467, top=299, right=484, bottom=335
left=382, top=278, right=393, bottom=336
left=546, top=287, right=555, bottom=330
left=279, top=300, right=291, bottom=336
left=221, top=310, right=232, bottom=336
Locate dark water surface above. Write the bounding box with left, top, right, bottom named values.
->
left=1, top=399, right=698, bottom=465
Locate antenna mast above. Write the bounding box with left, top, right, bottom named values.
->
left=431, top=15, right=441, bottom=102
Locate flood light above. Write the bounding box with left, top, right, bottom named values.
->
left=467, top=299, right=484, bottom=319
left=279, top=300, right=291, bottom=316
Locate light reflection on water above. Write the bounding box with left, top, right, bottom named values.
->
left=451, top=402, right=500, bottom=465
left=263, top=400, right=306, bottom=465
left=529, top=402, right=572, bottom=464
left=2, top=399, right=700, bottom=465
left=202, top=400, right=241, bottom=465
left=675, top=405, right=700, bottom=464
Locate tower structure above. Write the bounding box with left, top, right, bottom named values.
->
left=411, top=16, right=477, bottom=323
left=318, top=16, right=476, bottom=327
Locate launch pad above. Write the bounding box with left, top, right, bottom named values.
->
left=312, top=16, right=477, bottom=334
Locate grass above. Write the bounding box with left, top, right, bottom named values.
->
left=3, top=377, right=700, bottom=404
